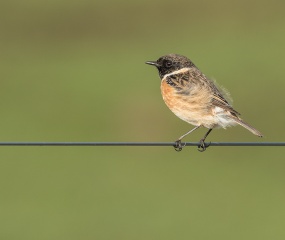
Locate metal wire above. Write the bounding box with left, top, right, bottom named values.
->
left=0, top=142, right=283, bottom=146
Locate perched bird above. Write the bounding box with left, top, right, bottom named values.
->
left=146, top=54, right=263, bottom=152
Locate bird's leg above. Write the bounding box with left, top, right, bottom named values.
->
left=198, top=128, right=213, bottom=152
left=173, top=141, right=186, bottom=152
left=174, top=125, right=201, bottom=152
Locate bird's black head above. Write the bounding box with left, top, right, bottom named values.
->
left=146, top=54, right=195, bottom=79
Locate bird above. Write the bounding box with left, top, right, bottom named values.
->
left=145, top=54, right=263, bottom=152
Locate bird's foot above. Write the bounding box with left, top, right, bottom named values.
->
left=173, top=140, right=186, bottom=152
left=197, top=139, right=211, bottom=152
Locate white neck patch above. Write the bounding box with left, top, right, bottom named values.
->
left=162, top=68, right=191, bottom=80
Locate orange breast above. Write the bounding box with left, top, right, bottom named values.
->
left=160, top=80, right=177, bottom=109
left=160, top=79, right=214, bottom=127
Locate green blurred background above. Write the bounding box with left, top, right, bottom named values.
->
left=1, top=0, right=285, bottom=239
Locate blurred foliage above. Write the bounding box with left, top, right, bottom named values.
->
left=0, top=0, right=285, bottom=239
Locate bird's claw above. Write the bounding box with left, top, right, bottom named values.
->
left=198, top=139, right=211, bottom=152
left=174, top=140, right=186, bottom=152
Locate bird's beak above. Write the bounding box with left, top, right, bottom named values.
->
left=145, top=61, right=159, bottom=67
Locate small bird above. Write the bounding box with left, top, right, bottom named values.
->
left=146, top=54, right=263, bottom=152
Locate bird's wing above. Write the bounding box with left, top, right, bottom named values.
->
left=188, top=69, right=241, bottom=116
left=164, top=68, right=241, bottom=116
left=210, top=84, right=241, bottom=116
left=164, top=68, right=191, bottom=91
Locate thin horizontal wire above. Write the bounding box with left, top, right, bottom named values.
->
left=0, top=142, right=283, bottom=146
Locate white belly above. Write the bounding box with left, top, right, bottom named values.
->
left=170, top=106, right=237, bottom=129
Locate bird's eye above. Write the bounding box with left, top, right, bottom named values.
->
left=164, top=60, right=173, bottom=68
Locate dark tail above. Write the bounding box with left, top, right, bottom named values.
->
left=233, top=118, right=263, bottom=137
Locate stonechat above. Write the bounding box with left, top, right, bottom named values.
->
left=146, top=54, right=263, bottom=152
